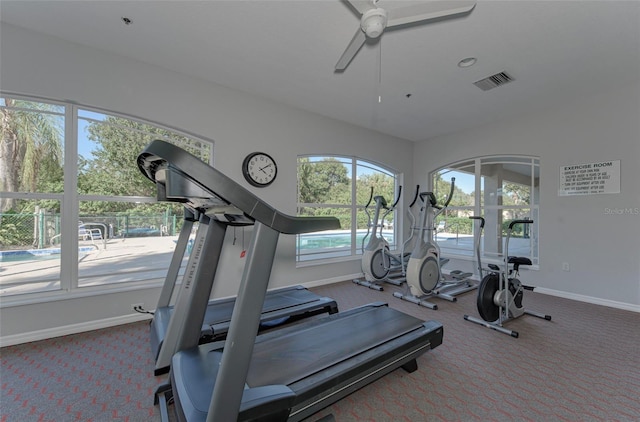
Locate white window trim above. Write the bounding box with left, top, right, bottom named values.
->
left=431, top=155, right=540, bottom=269
left=295, top=154, right=401, bottom=264
left=0, top=93, right=214, bottom=305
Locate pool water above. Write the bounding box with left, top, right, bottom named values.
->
left=0, top=247, right=95, bottom=263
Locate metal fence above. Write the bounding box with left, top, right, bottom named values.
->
left=0, top=212, right=184, bottom=250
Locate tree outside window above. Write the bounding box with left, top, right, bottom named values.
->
left=297, top=156, right=398, bottom=261
left=1, top=96, right=212, bottom=297
left=431, top=156, right=539, bottom=266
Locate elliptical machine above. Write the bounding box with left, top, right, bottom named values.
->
left=354, top=186, right=420, bottom=291
left=464, top=219, right=551, bottom=338
left=394, top=178, right=475, bottom=309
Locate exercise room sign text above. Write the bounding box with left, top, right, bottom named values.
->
left=558, top=160, right=620, bottom=196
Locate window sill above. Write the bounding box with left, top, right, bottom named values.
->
left=0, top=278, right=164, bottom=308
left=295, top=254, right=360, bottom=268
left=442, top=252, right=540, bottom=272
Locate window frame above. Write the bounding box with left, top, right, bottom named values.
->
left=296, top=154, right=401, bottom=263
left=0, top=93, right=214, bottom=305
left=431, top=155, right=540, bottom=269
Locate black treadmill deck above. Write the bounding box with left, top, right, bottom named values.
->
left=247, top=305, right=426, bottom=386
left=151, top=285, right=338, bottom=361
left=170, top=303, right=443, bottom=422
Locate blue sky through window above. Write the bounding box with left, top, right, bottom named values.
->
left=77, top=110, right=107, bottom=159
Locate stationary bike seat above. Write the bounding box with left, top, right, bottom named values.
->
left=508, top=256, right=532, bottom=272
left=508, top=256, right=532, bottom=266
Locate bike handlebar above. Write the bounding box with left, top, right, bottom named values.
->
left=508, top=219, right=533, bottom=229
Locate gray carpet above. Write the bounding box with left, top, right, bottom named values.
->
left=1, top=279, right=639, bottom=421
left=307, top=280, right=640, bottom=421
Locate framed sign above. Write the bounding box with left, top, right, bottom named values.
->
left=559, top=160, right=620, bottom=196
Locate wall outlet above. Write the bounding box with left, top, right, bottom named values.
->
left=131, top=303, right=144, bottom=311
left=562, top=262, right=570, bottom=272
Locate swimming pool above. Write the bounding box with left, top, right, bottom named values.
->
left=0, top=247, right=95, bottom=263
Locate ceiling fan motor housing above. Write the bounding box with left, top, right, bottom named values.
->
left=361, top=8, right=388, bottom=38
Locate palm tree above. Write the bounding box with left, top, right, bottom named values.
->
left=0, top=97, right=63, bottom=212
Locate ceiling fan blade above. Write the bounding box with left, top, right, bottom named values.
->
left=387, top=0, right=476, bottom=27
left=335, top=28, right=367, bottom=71
left=345, top=0, right=377, bottom=16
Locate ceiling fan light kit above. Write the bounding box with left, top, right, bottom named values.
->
left=361, top=8, right=388, bottom=38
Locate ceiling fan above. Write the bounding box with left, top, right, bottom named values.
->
left=335, top=0, right=477, bottom=71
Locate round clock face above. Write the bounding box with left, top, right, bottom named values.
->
left=242, top=152, right=277, bottom=187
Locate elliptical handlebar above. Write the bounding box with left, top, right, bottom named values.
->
left=380, top=186, right=402, bottom=229
left=469, top=216, right=485, bottom=228
left=361, top=187, right=375, bottom=252
left=389, top=186, right=402, bottom=210
left=419, top=177, right=456, bottom=210
left=442, top=177, right=456, bottom=208
left=364, top=186, right=374, bottom=209
left=409, top=185, right=420, bottom=208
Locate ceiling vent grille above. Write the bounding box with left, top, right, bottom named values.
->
left=473, top=71, right=514, bottom=91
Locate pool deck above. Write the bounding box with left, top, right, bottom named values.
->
left=0, top=236, right=180, bottom=296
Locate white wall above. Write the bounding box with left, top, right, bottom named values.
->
left=414, top=82, right=640, bottom=309
left=0, top=23, right=416, bottom=340
left=2, top=22, right=638, bottom=343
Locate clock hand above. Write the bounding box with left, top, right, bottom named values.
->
left=259, top=163, right=272, bottom=174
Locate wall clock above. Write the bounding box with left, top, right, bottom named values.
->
left=242, top=152, right=278, bottom=187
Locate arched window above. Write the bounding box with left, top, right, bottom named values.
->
left=431, top=156, right=540, bottom=267
left=0, top=95, right=212, bottom=298
left=296, top=155, right=399, bottom=262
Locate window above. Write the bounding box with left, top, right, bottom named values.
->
left=296, top=155, right=399, bottom=261
left=431, top=156, right=539, bottom=266
left=0, top=95, right=213, bottom=298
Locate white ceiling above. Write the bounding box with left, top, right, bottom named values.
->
left=1, top=0, right=639, bottom=142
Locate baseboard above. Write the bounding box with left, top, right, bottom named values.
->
left=0, top=277, right=359, bottom=347
left=534, top=287, right=640, bottom=313
left=0, top=313, right=153, bottom=347
left=301, top=273, right=363, bottom=289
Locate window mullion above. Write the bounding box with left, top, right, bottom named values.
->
left=351, top=159, right=357, bottom=255
left=60, top=105, right=79, bottom=291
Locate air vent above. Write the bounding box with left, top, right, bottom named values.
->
left=473, top=71, right=514, bottom=91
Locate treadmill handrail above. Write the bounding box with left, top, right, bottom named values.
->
left=137, top=140, right=340, bottom=235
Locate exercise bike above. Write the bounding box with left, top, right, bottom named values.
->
left=394, top=178, right=476, bottom=309
left=354, top=185, right=419, bottom=291
left=464, top=219, right=551, bottom=338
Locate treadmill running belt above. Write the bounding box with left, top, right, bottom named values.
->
left=246, top=306, right=423, bottom=387
left=203, top=289, right=321, bottom=326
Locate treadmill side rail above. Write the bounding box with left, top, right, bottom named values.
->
left=239, top=385, right=296, bottom=421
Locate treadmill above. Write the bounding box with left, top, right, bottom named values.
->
left=151, top=208, right=338, bottom=375
left=137, top=140, right=444, bottom=422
